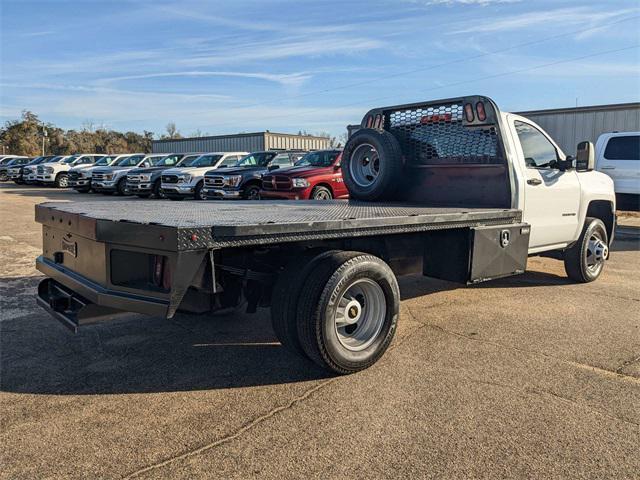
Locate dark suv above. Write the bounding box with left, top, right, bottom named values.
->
left=126, top=153, right=201, bottom=198
left=202, top=151, right=305, bottom=200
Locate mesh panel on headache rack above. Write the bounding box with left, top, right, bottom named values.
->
left=387, top=102, right=501, bottom=165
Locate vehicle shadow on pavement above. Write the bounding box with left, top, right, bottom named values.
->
left=0, top=290, right=330, bottom=395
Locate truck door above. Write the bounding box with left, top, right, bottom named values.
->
left=510, top=118, right=581, bottom=250
left=596, top=133, right=640, bottom=195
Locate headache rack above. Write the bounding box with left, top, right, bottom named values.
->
left=360, top=95, right=507, bottom=167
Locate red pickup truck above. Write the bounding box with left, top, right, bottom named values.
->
left=260, top=149, right=348, bottom=200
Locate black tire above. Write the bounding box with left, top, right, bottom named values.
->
left=55, top=173, right=69, bottom=188
left=296, top=251, right=400, bottom=374
left=271, top=249, right=340, bottom=355
left=167, top=195, right=184, bottom=201
left=244, top=184, right=261, bottom=200
left=564, top=217, right=609, bottom=283
left=194, top=181, right=205, bottom=200
left=341, top=128, right=404, bottom=201
left=311, top=185, right=333, bottom=200
left=116, top=178, right=127, bottom=195
left=152, top=180, right=165, bottom=199
left=136, top=194, right=150, bottom=199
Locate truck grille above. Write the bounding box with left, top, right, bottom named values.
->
left=37, top=166, right=44, bottom=174
left=262, top=175, right=292, bottom=191
left=127, top=175, right=142, bottom=184
left=204, top=176, right=224, bottom=187
left=387, top=102, right=501, bottom=165
left=92, top=173, right=108, bottom=181
left=162, top=175, right=178, bottom=184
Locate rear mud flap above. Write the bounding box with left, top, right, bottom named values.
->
left=37, top=279, right=126, bottom=333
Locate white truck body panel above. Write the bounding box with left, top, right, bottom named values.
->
left=595, top=132, right=640, bottom=195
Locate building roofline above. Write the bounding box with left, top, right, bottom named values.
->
left=153, top=131, right=330, bottom=144
left=516, top=102, right=640, bottom=116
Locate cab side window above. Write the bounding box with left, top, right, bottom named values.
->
left=514, top=121, right=559, bottom=169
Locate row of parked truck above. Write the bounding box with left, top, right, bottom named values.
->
left=1, top=149, right=349, bottom=201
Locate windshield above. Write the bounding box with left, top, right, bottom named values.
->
left=155, top=154, right=181, bottom=167
left=0, top=158, right=14, bottom=165
left=235, top=152, right=276, bottom=168
left=191, top=154, right=223, bottom=168
left=177, top=155, right=200, bottom=167
left=94, top=156, right=114, bottom=166
left=114, top=154, right=145, bottom=167
left=295, top=151, right=340, bottom=168
left=63, top=155, right=79, bottom=164
left=45, top=156, right=62, bottom=163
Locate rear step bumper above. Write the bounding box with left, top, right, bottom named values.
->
left=36, top=256, right=170, bottom=331
left=37, top=279, right=127, bottom=332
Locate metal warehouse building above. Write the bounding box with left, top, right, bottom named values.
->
left=517, top=102, right=640, bottom=154
left=152, top=131, right=330, bottom=154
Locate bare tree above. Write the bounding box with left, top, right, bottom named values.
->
left=163, top=122, right=182, bottom=140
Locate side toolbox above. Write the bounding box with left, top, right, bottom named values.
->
left=423, top=223, right=530, bottom=284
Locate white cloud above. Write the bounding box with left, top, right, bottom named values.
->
left=452, top=6, right=639, bottom=34
left=97, top=71, right=312, bottom=87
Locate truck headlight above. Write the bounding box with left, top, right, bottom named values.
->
left=177, top=174, right=192, bottom=183
left=44, top=166, right=54, bottom=174
left=104, top=174, right=113, bottom=180
left=223, top=175, right=243, bottom=187
left=139, top=174, right=151, bottom=181
left=292, top=178, right=309, bottom=188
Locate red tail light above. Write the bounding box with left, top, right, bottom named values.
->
left=152, top=255, right=172, bottom=290
left=476, top=101, right=487, bottom=122
left=420, top=113, right=452, bottom=124
left=366, top=115, right=373, bottom=128
left=373, top=114, right=382, bottom=129
left=464, top=103, right=474, bottom=122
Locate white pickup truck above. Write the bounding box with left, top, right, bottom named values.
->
left=36, top=154, right=104, bottom=187
left=161, top=151, right=248, bottom=200
left=595, top=131, right=640, bottom=198
left=35, top=95, right=616, bottom=374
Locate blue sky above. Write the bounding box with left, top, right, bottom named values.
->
left=1, top=0, right=639, bottom=138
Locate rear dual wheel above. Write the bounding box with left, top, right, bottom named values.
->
left=271, top=251, right=400, bottom=374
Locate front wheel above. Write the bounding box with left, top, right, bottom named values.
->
left=153, top=180, right=165, bottom=199
left=244, top=184, right=260, bottom=200
left=563, top=217, right=608, bottom=283
left=55, top=173, right=69, bottom=188
left=296, top=251, right=400, bottom=374
left=194, top=181, right=206, bottom=200
left=116, top=178, right=127, bottom=196
left=311, top=186, right=333, bottom=200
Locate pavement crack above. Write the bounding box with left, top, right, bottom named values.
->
left=467, top=379, right=640, bottom=428
left=404, top=306, right=640, bottom=384
left=123, top=377, right=340, bottom=478
left=616, top=354, right=640, bottom=374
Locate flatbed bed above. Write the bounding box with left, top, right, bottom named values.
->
left=36, top=200, right=521, bottom=250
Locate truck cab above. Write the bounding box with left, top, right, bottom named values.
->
left=0, top=156, right=30, bottom=181
left=161, top=152, right=248, bottom=200
left=203, top=150, right=305, bottom=200
left=36, top=154, right=104, bottom=188
left=7, top=157, right=38, bottom=183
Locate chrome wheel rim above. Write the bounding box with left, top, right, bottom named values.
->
left=349, top=144, right=380, bottom=188
left=59, top=176, right=68, bottom=187
left=334, top=278, right=386, bottom=351
left=314, top=189, right=331, bottom=200
left=247, top=187, right=260, bottom=200
left=586, top=233, right=607, bottom=274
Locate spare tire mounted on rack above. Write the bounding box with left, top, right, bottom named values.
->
left=341, top=127, right=404, bottom=201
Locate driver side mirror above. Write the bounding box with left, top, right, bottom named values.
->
left=575, top=141, right=595, bottom=172
left=268, top=164, right=279, bottom=171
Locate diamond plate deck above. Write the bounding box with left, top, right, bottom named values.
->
left=37, top=200, right=521, bottom=250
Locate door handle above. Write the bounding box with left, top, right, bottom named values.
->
left=600, top=166, right=615, bottom=170
left=527, top=178, right=542, bottom=186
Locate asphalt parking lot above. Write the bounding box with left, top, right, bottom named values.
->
left=1, top=183, right=639, bottom=479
